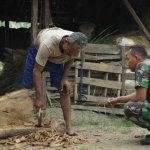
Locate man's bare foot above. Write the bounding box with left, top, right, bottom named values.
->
left=66, top=127, right=78, bottom=136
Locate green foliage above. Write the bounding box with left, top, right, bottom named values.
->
left=90, top=25, right=118, bottom=44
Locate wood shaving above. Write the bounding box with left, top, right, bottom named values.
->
left=0, top=129, right=87, bottom=148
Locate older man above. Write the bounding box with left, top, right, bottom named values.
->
left=22, top=27, right=88, bottom=135
left=107, top=44, right=150, bottom=145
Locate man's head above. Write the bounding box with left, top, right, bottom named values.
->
left=62, top=32, right=88, bottom=57
left=126, top=44, right=148, bottom=72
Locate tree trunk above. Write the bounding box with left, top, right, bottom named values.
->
left=0, top=89, right=36, bottom=125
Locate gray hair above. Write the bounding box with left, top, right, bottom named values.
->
left=67, top=32, right=88, bottom=49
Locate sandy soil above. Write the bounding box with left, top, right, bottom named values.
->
left=0, top=107, right=149, bottom=150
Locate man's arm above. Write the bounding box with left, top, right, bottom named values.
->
left=62, top=58, right=74, bottom=80
left=130, top=87, right=147, bottom=102
left=107, top=86, right=147, bottom=108
left=107, top=92, right=136, bottom=108
left=61, top=58, right=74, bottom=94
left=33, top=62, right=44, bottom=110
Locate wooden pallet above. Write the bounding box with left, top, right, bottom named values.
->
left=74, top=61, right=122, bottom=104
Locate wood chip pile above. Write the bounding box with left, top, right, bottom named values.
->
left=0, top=129, right=87, bottom=148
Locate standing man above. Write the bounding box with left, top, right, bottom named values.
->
left=107, top=44, right=150, bottom=145
left=22, top=27, right=88, bottom=135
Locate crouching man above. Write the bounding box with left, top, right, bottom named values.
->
left=107, top=44, right=150, bottom=145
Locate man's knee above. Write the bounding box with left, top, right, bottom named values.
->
left=124, top=102, right=139, bottom=120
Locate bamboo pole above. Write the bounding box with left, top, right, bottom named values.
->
left=122, top=0, right=150, bottom=43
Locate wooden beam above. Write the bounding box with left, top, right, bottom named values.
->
left=84, top=44, right=121, bottom=54
left=83, top=54, right=121, bottom=61
left=75, top=77, right=122, bottom=89
left=43, top=0, right=51, bottom=28
left=31, top=0, right=38, bottom=42
left=122, top=0, right=150, bottom=43
left=76, top=61, right=122, bottom=74
left=71, top=105, right=124, bottom=115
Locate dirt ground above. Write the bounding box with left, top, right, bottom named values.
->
left=0, top=107, right=149, bottom=150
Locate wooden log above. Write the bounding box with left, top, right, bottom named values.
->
left=0, top=126, right=44, bottom=139
left=0, top=89, right=37, bottom=125
left=0, top=118, right=66, bottom=139
left=31, top=0, right=38, bottom=41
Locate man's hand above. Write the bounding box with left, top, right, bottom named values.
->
left=34, top=97, right=44, bottom=111
left=61, top=79, right=73, bottom=95
left=107, top=98, right=118, bottom=108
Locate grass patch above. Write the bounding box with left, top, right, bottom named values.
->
left=89, top=121, right=99, bottom=126
left=72, top=120, right=84, bottom=127
left=120, top=118, right=135, bottom=127
left=121, top=128, right=132, bottom=134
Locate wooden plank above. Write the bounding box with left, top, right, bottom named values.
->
left=79, top=54, right=121, bottom=61
left=71, top=105, right=124, bottom=115
left=122, top=0, right=150, bottom=42
left=76, top=61, right=122, bottom=74
left=83, top=44, right=121, bottom=54
left=74, top=94, right=107, bottom=104
left=88, top=70, right=91, bottom=95
left=103, top=73, right=108, bottom=97
left=46, top=87, right=58, bottom=91
left=117, top=74, right=121, bottom=96
left=46, top=90, right=52, bottom=107
left=75, top=77, right=122, bottom=89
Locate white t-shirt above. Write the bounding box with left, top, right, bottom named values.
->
left=34, top=27, right=74, bottom=66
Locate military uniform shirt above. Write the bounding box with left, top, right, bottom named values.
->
left=135, top=59, right=150, bottom=103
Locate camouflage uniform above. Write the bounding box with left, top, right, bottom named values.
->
left=124, top=59, right=150, bottom=129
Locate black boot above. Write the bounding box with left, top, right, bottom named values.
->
left=145, top=134, right=150, bottom=138
left=140, top=137, right=150, bottom=145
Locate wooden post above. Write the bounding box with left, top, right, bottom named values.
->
left=4, top=0, right=10, bottom=47
left=74, top=62, right=78, bottom=103
left=43, top=0, right=51, bottom=28
left=121, top=47, right=126, bottom=96
left=31, top=0, right=38, bottom=42
left=122, top=0, right=150, bottom=42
